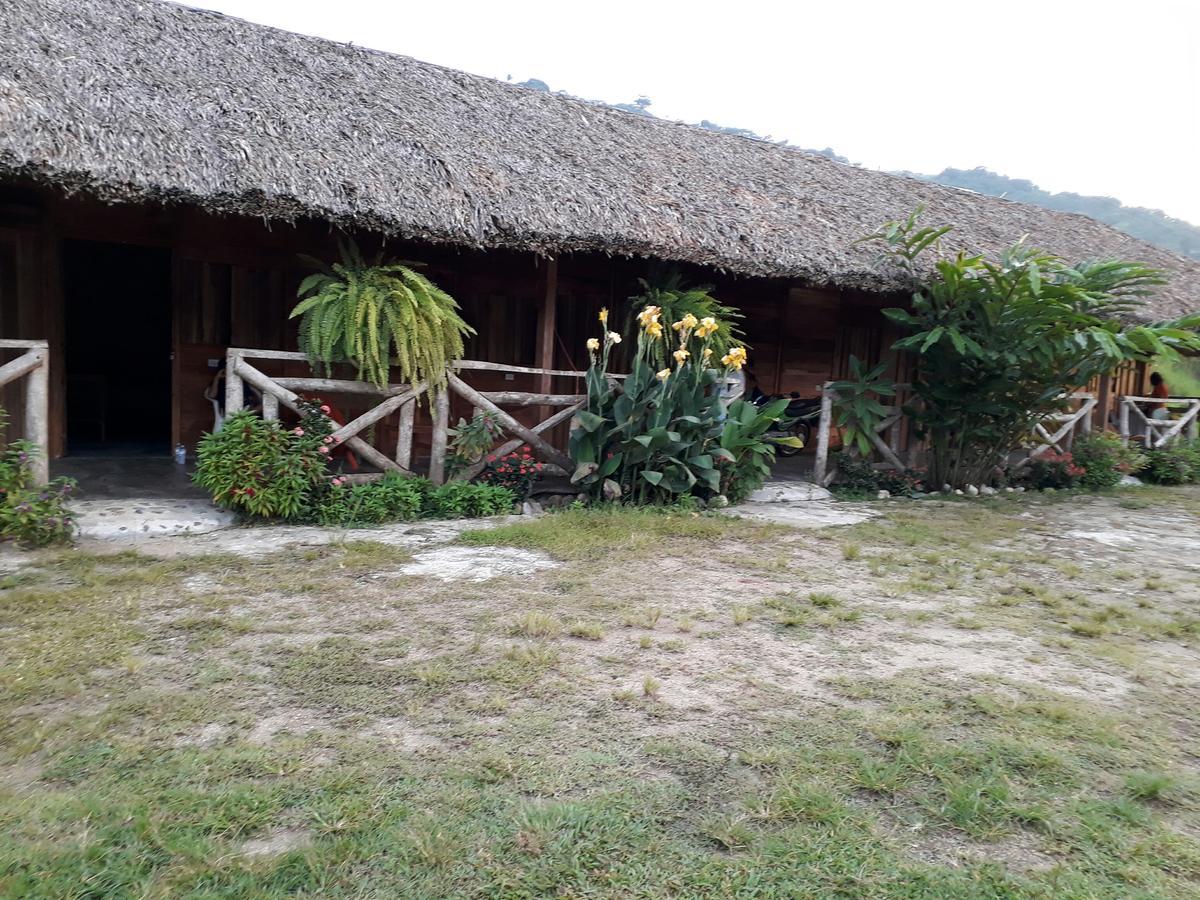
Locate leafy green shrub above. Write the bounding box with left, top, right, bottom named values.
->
left=829, top=356, right=895, bottom=457
left=193, top=409, right=329, bottom=519
left=625, top=271, right=745, bottom=369
left=1071, top=433, right=1147, bottom=489
left=832, top=454, right=924, bottom=496
left=313, top=472, right=429, bottom=526
left=427, top=481, right=515, bottom=518
left=716, top=398, right=789, bottom=502
left=447, top=411, right=504, bottom=475
left=1027, top=451, right=1086, bottom=490
left=1141, top=441, right=1200, bottom=485
left=0, top=411, right=76, bottom=547
left=861, top=208, right=1200, bottom=488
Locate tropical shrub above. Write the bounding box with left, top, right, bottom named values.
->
left=193, top=410, right=328, bottom=519
left=290, top=237, right=474, bottom=391
left=1141, top=441, right=1200, bottom=485
left=859, top=208, right=1200, bottom=489
left=426, top=481, right=516, bottom=518
left=447, top=411, right=504, bottom=475
left=716, top=398, right=789, bottom=502
left=625, top=272, right=746, bottom=369
left=1070, top=433, right=1148, bottom=489
left=0, top=409, right=75, bottom=547
left=479, top=447, right=544, bottom=499
left=829, top=356, right=895, bottom=457
left=1026, top=451, right=1087, bottom=490
left=312, top=472, right=428, bottom=526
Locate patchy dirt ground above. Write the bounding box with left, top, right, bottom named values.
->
left=2, top=489, right=1200, bottom=897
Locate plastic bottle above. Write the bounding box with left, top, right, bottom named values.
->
left=174, top=443, right=187, bottom=465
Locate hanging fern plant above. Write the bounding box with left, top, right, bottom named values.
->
left=290, top=238, right=474, bottom=392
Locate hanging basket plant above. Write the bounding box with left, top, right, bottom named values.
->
left=290, top=237, right=474, bottom=392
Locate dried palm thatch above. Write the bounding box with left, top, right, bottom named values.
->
left=1, top=0, right=1197, bottom=319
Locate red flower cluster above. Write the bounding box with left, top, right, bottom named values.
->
left=1038, top=451, right=1086, bottom=478
left=481, top=445, right=543, bottom=497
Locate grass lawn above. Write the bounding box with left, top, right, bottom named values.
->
left=2, top=489, right=1200, bottom=897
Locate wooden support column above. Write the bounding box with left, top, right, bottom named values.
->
left=812, top=383, right=834, bottom=486
left=429, top=389, right=450, bottom=485
left=535, top=258, right=558, bottom=420
left=396, top=399, right=416, bottom=471
left=225, top=351, right=245, bottom=416
left=1095, top=373, right=1112, bottom=432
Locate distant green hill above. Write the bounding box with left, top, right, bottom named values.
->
left=513, top=79, right=1200, bottom=261
left=921, top=168, right=1200, bottom=261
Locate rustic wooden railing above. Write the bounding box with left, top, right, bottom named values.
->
left=1118, top=396, right=1200, bottom=449
left=0, top=338, right=49, bottom=485
left=224, top=349, right=592, bottom=484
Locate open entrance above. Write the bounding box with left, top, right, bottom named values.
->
left=63, top=240, right=172, bottom=455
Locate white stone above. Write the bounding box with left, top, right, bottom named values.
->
left=1015, top=487, right=1026, bottom=493
left=398, top=546, right=558, bottom=582
left=980, top=485, right=997, bottom=496
left=71, top=499, right=235, bottom=540
left=965, top=485, right=979, bottom=496
left=1004, top=487, right=1015, bottom=493
left=745, top=481, right=834, bottom=503
left=954, top=489, right=964, bottom=496
left=1118, top=475, right=1144, bottom=487
left=729, top=501, right=877, bottom=528
left=521, top=499, right=543, bottom=516
left=942, top=484, right=953, bottom=493
left=876, top=490, right=890, bottom=500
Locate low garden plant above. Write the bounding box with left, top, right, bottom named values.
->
left=194, top=405, right=514, bottom=525
left=479, top=447, right=543, bottom=500
left=0, top=408, right=75, bottom=547
left=1141, top=440, right=1200, bottom=485
left=1070, top=432, right=1148, bottom=489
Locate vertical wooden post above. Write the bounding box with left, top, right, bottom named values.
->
left=396, top=397, right=416, bottom=470
left=1118, top=398, right=1130, bottom=445
left=1095, top=374, right=1112, bottom=432
left=535, top=257, right=558, bottom=422
left=261, top=393, right=279, bottom=421
left=812, top=383, right=834, bottom=485
left=429, top=387, right=450, bottom=485
left=225, top=351, right=244, bottom=416
left=1189, top=401, right=1199, bottom=442
left=25, top=348, right=49, bottom=485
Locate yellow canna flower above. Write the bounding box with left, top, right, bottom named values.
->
left=637, top=305, right=662, bottom=328
left=656, top=368, right=671, bottom=382
left=598, top=307, right=609, bottom=325
left=645, top=321, right=664, bottom=339
left=673, top=312, right=699, bottom=332
left=586, top=337, right=600, bottom=352
left=695, top=316, right=719, bottom=338
left=673, top=348, right=690, bottom=365
left=721, top=347, right=748, bottom=370
left=702, top=347, right=713, bottom=361
left=607, top=331, right=622, bottom=344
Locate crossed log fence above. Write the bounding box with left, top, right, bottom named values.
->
left=0, top=338, right=49, bottom=485
left=223, top=349, right=589, bottom=485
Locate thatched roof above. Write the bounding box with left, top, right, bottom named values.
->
left=2, top=0, right=1198, bottom=318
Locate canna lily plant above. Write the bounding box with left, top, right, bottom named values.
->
left=570, top=304, right=784, bottom=504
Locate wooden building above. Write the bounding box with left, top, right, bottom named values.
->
left=2, top=0, right=1198, bottom=476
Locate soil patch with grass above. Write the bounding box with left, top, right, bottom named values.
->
left=2, top=488, right=1200, bottom=897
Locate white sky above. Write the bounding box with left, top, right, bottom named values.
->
left=189, top=0, right=1200, bottom=225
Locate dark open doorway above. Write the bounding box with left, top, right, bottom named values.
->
left=63, top=240, right=172, bottom=454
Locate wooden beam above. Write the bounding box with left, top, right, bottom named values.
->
left=328, top=384, right=423, bottom=445
left=477, top=391, right=584, bottom=406
left=0, top=350, right=43, bottom=389
left=0, top=339, right=48, bottom=350
left=448, top=374, right=571, bottom=471
left=535, top=258, right=559, bottom=406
